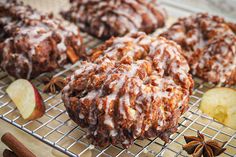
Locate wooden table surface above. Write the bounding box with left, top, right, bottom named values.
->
left=0, top=119, right=66, bottom=157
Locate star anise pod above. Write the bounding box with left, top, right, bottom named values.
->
left=183, top=131, right=226, bottom=157
left=42, top=76, right=67, bottom=94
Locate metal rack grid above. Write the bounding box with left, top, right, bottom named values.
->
left=0, top=1, right=236, bottom=157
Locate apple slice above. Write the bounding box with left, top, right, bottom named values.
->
left=200, top=87, right=236, bottom=129
left=66, top=47, right=79, bottom=63
left=6, top=79, right=45, bottom=120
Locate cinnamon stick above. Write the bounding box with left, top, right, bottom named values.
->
left=1, top=132, right=36, bottom=157
left=3, top=149, right=18, bottom=157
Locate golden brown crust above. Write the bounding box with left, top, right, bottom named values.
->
left=0, top=0, right=84, bottom=79
left=161, top=13, right=236, bottom=85
left=62, top=32, right=193, bottom=148
left=61, top=0, right=166, bottom=39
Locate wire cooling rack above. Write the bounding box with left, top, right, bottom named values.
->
left=0, top=1, right=236, bottom=157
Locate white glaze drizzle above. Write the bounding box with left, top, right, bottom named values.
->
left=0, top=1, right=81, bottom=78
left=64, top=32, right=192, bottom=140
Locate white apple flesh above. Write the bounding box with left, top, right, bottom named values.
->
left=6, top=79, right=45, bottom=120
left=200, top=87, right=236, bottom=130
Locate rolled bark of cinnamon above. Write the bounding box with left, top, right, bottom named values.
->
left=1, top=133, right=36, bottom=157
left=3, top=149, right=18, bottom=157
